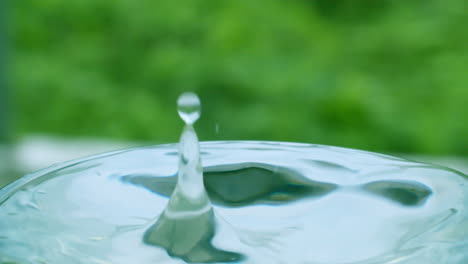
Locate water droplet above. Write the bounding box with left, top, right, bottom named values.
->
left=177, top=92, right=201, bottom=125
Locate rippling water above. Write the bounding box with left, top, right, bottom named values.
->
left=0, top=141, right=467, bottom=264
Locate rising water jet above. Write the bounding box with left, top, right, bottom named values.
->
left=143, top=92, right=243, bottom=262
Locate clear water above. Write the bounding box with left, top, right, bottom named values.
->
left=0, top=93, right=467, bottom=263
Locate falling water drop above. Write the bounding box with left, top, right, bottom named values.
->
left=177, top=92, right=201, bottom=126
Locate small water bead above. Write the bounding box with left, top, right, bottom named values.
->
left=177, top=92, right=201, bottom=125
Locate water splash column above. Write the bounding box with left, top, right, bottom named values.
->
left=143, top=92, right=242, bottom=263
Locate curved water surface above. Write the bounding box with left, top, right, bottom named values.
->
left=0, top=141, right=467, bottom=264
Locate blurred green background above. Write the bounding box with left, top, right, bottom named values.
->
left=1, top=0, right=468, bottom=186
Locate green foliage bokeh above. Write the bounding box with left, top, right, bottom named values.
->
left=10, top=0, right=468, bottom=155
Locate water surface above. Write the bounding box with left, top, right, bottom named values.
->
left=0, top=141, right=467, bottom=264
